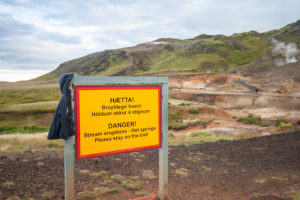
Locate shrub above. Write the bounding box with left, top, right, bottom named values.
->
left=202, top=102, right=212, bottom=105
left=245, top=115, right=261, bottom=125
left=168, top=132, right=175, bottom=138
left=236, top=115, right=267, bottom=126
left=237, top=117, right=243, bottom=122
left=110, top=189, right=118, bottom=194
left=168, top=108, right=184, bottom=121
left=275, top=119, right=288, bottom=127
left=188, top=108, right=200, bottom=114
left=178, top=102, right=192, bottom=106
left=259, top=124, right=270, bottom=127
left=168, top=122, right=187, bottom=130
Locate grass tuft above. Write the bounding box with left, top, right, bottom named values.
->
left=168, top=132, right=175, bottom=139
left=188, top=108, right=200, bottom=114
left=178, top=102, right=192, bottom=106
left=235, top=133, right=263, bottom=140
left=168, top=122, right=187, bottom=130
left=255, top=178, right=266, bottom=184
left=275, top=119, right=288, bottom=126
left=0, top=125, right=48, bottom=135
left=2, top=181, right=15, bottom=190
left=110, top=174, right=126, bottom=182
left=237, top=115, right=269, bottom=127
left=90, top=170, right=108, bottom=178
left=79, top=169, right=91, bottom=175
left=77, top=191, right=97, bottom=200
left=135, top=191, right=151, bottom=197
left=190, top=132, right=212, bottom=137
left=121, top=180, right=143, bottom=190
left=37, top=162, right=44, bottom=166
left=169, top=132, right=232, bottom=146
left=0, top=137, right=64, bottom=153
left=275, top=119, right=292, bottom=128
left=6, top=196, right=21, bottom=200
left=142, top=170, right=156, bottom=180
left=175, top=168, right=189, bottom=177
left=272, top=176, right=288, bottom=181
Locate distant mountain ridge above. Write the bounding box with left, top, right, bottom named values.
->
left=37, top=20, right=300, bottom=80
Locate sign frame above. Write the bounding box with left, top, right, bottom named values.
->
left=64, top=76, right=168, bottom=200
left=73, top=84, right=162, bottom=160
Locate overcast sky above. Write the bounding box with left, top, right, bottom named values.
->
left=0, top=0, right=299, bottom=81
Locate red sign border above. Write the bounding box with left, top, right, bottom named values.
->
left=74, top=85, right=162, bottom=160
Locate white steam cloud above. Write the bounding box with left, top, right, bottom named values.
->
left=272, top=39, right=299, bottom=66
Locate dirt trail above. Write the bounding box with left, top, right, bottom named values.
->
left=112, top=51, right=140, bottom=76
left=235, top=80, right=261, bottom=93
left=0, top=132, right=299, bottom=200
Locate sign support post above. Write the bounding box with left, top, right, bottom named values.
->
left=64, top=136, right=75, bottom=200
left=159, top=82, right=168, bottom=199
left=64, top=76, right=168, bottom=200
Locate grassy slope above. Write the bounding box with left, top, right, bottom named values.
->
left=40, top=32, right=272, bottom=77
left=35, top=20, right=299, bottom=79
left=0, top=88, right=60, bottom=133
left=0, top=87, right=60, bottom=105
left=36, top=50, right=129, bottom=81
left=145, top=33, right=270, bottom=74
left=0, top=106, right=55, bottom=134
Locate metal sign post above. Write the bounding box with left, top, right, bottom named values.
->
left=64, top=76, right=168, bottom=200
left=64, top=136, right=75, bottom=200
left=159, top=82, right=169, bottom=199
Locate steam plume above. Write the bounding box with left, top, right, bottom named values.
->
left=272, top=39, right=299, bottom=66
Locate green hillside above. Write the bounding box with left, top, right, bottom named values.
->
left=36, top=20, right=300, bottom=80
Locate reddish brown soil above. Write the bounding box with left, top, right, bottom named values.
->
left=0, top=132, right=300, bottom=200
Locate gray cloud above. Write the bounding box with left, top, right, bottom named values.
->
left=0, top=13, right=35, bottom=37
left=0, top=0, right=299, bottom=74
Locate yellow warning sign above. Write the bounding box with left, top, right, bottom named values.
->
left=74, top=85, right=161, bottom=159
